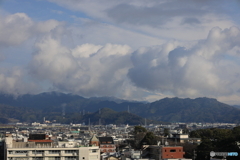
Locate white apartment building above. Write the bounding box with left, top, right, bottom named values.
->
left=5, top=136, right=100, bottom=160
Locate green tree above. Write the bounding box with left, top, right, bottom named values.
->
left=141, top=132, right=158, bottom=145
left=134, top=126, right=147, bottom=134
left=163, top=128, right=170, bottom=137
left=133, top=126, right=147, bottom=149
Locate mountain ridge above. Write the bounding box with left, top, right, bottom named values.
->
left=0, top=92, right=240, bottom=123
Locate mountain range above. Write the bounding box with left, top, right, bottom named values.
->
left=0, top=92, right=240, bottom=124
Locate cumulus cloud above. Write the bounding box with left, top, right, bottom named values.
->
left=0, top=12, right=64, bottom=95
left=128, top=27, right=240, bottom=98
left=0, top=13, right=63, bottom=47
left=29, top=29, right=133, bottom=97
left=0, top=13, right=33, bottom=46
left=0, top=5, right=240, bottom=105
left=0, top=67, right=38, bottom=95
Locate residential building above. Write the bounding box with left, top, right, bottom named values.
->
left=98, top=137, right=116, bottom=153
left=4, top=134, right=100, bottom=160
left=142, top=145, right=186, bottom=160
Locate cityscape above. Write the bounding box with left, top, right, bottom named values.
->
left=1, top=120, right=239, bottom=160
left=1, top=0, right=240, bottom=160
left=0, top=93, right=240, bottom=160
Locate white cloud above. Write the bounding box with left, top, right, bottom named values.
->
left=1, top=2, right=240, bottom=105
left=0, top=12, right=64, bottom=95
left=0, top=67, right=38, bottom=95
left=0, top=12, right=63, bottom=47
left=49, top=0, right=237, bottom=41
left=29, top=29, right=133, bottom=97
left=128, top=27, right=240, bottom=99
left=0, top=13, right=33, bottom=46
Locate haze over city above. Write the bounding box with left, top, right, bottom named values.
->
left=1, top=0, right=240, bottom=104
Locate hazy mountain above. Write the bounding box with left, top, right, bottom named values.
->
left=232, top=105, right=240, bottom=109
left=0, top=92, right=240, bottom=123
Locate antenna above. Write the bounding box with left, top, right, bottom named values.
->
left=62, top=105, right=65, bottom=119
left=128, top=105, right=130, bottom=113
left=99, top=108, right=101, bottom=114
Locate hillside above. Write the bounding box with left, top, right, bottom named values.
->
left=139, top=97, right=240, bottom=123
left=79, top=108, right=160, bottom=125
left=0, top=92, right=240, bottom=123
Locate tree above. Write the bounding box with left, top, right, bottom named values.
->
left=134, top=126, right=147, bottom=135
left=133, top=126, right=147, bottom=149
left=163, top=128, right=170, bottom=137
left=141, top=132, right=158, bottom=145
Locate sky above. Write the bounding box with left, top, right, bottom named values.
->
left=1, top=0, right=240, bottom=105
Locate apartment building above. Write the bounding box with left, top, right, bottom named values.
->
left=4, top=134, right=100, bottom=160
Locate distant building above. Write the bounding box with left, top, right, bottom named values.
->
left=90, top=135, right=100, bottom=146
left=168, top=133, right=201, bottom=144
left=142, top=145, right=187, bottom=160
left=162, top=146, right=185, bottom=159
left=98, top=137, right=116, bottom=153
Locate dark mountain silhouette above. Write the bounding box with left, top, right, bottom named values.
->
left=0, top=92, right=240, bottom=123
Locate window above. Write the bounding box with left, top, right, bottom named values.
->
left=32, top=150, right=44, bottom=154
left=65, top=157, right=77, bottom=160
left=15, top=151, right=28, bottom=155
left=170, top=149, right=176, bottom=152
left=32, top=158, right=44, bottom=160
left=49, top=150, right=60, bottom=154
left=91, top=149, right=97, bottom=153
left=65, top=150, right=77, bottom=154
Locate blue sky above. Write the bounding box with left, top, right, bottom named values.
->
left=1, top=0, right=240, bottom=104
left=1, top=0, right=88, bottom=22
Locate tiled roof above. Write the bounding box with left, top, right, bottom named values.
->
left=98, top=137, right=114, bottom=144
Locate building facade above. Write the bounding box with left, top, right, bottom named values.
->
left=4, top=136, right=100, bottom=160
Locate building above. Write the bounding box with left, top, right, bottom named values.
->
left=98, top=137, right=116, bottom=153
left=168, top=134, right=201, bottom=144
left=4, top=134, right=100, bottom=160
left=142, top=145, right=186, bottom=160
left=161, top=146, right=185, bottom=159
left=90, top=135, right=99, bottom=146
